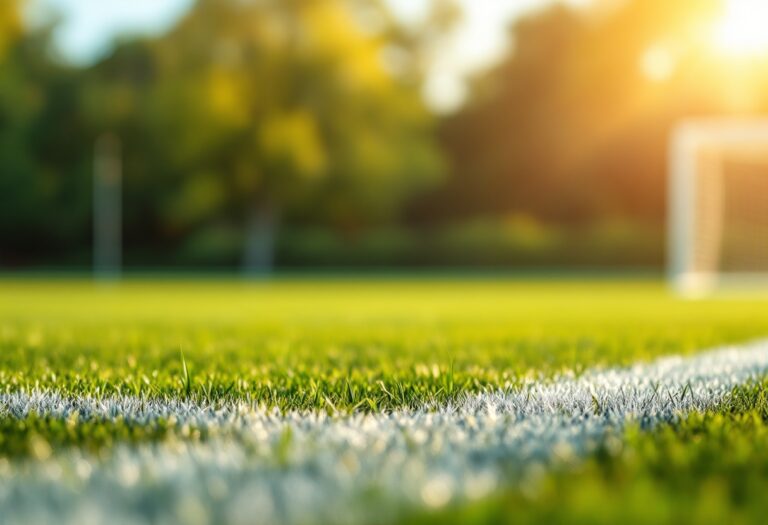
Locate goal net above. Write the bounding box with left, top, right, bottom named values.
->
left=669, top=118, right=768, bottom=295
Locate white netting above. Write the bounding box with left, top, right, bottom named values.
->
left=720, top=155, right=768, bottom=272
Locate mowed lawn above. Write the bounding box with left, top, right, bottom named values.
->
left=2, top=278, right=768, bottom=524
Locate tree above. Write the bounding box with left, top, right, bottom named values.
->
left=92, top=0, right=444, bottom=274
left=419, top=0, right=768, bottom=234
left=0, top=1, right=91, bottom=265
left=0, top=0, right=22, bottom=58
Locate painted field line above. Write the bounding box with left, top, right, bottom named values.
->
left=2, top=339, right=768, bottom=525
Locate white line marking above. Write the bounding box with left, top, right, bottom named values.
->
left=2, top=339, right=768, bottom=525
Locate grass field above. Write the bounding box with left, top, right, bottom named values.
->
left=2, top=278, right=768, bottom=524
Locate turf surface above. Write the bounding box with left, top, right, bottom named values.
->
left=412, top=382, right=768, bottom=525
left=2, top=278, right=768, bottom=523
left=2, top=279, right=768, bottom=409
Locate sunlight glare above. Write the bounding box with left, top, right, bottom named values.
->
left=640, top=44, right=676, bottom=82
left=713, top=0, right=768, bottom=57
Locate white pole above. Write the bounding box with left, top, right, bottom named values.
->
left=669, top=124, right=694, bottom=292
left=93, top=134, right=122, bottom=281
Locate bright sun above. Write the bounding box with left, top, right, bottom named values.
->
left=713, top=0, right=768, bottom=56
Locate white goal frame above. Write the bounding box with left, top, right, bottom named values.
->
left=668, top=118, right=768, bottom=295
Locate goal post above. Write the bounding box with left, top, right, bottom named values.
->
left=668, top=118, right=768, bottom=296
left=94, top=134, right=122, bottom=281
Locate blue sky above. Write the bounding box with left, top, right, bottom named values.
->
left=40, top=0, right=586, bottom=111
left=43, top=0, right=194, bottom=58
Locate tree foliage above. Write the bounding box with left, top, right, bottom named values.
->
left=419, top=0, right=768, bottom=229
left=2, top=0, right=444, bottom=267
left=0, top=1, right=91, bottom=264
left=95, top=0, right=443, bottom=266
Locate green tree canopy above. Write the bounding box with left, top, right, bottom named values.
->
left=421, top=0, right=768, bottom=229
left=86, top=0, right=444, bottom=271
left=0, top=1, right=91, bottom=265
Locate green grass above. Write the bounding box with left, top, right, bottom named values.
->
left=410, top=381, right=768, bottom=525
left=3, top=278, right=768, bottom=522
left=2, top=279, right=768, bottom=410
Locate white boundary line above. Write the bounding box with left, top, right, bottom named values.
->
left=2, top=339, right=768, bottom=525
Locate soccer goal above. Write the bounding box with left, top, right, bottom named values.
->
left=668, top=118, right=768, bottom=296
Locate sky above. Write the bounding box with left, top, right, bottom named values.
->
left=40, top=0, right=589, bottom=112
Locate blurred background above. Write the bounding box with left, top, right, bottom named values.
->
left=1, top=0, right=767, bottom=274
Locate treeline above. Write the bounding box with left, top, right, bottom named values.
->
left=1, top=0, right=767, bottom=270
